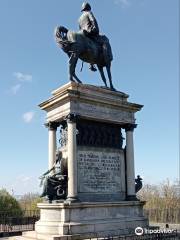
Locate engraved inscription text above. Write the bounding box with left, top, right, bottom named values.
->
left=78, top=151, right=122, bottom=193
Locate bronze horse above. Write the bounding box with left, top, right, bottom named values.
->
left=54, top=26, right=115, bottom=90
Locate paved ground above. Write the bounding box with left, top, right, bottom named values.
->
left=0, top=237, right=23, bottom=240
left=0, top=223, right=180, bottom=239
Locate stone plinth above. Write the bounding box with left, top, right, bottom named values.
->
left=39, top=82, right=143, bottom=202
left=39, top=82, right=143, bottom=125
left=23, top=201, right=148, bottom=240
left=24, top=82, right=148, bottom=240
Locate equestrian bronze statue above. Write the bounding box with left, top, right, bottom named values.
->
left=54, top=2, right=115, bottom=91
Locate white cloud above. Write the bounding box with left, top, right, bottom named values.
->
left=11, top=84, right=21, bottom=95
left=114, top=0, right=130, bottom=7
left=17, top=174, right=31, bottom=182
left=13, top=72, right=32, bottom=82
left=8, top=71, right=32, bottom=95
left=23, top=111, right=35, bottom=123
left=22, top=176, right=31, bottom=182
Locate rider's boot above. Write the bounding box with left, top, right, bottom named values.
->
left=89, top=64, right=97, bottom=72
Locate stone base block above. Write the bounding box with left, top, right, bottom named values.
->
left=22, top=201, right=148, bottom=240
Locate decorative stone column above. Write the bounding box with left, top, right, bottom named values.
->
left=125, top=123, right=137, bottom=200
left=46, top=122, right=59, bottom=172
left=66, top=113, right=78, bottom=202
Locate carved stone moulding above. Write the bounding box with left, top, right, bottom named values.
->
left=22, top=201, right=148, bottom=240
left=39, top=82, right=143, bottom=125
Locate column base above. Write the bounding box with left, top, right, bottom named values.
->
left=126, top=195, right=138, bottom=201
left=65, top=197, right=80, bottom=203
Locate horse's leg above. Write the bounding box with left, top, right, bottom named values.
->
left=69, top=53, right=79, bottom=82
left=69, top=53, right=75, bottom=82
left=69, top=53, right=82, bottom=83
left=106, top=62, right=115, bottom=91
left=73, top=72, right=82, bottom=83
left=97, top=65, right=107, bottom=87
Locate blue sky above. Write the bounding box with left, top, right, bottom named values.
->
left=0, top=0, right=179, bottom=195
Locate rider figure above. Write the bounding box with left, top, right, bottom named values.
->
left=78, top=2, right=99, bottom=72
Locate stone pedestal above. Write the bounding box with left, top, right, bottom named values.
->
left=23, top=82, right=148, bottom=239
left=23, top=201, right=148, bottom=240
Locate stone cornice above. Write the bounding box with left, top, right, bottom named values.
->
left=39, top=82, right=143, bottom=113
left=37, top=200, right=145, bottom=209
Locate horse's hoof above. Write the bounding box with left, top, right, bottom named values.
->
left=110, top=86, right=116, bottom=91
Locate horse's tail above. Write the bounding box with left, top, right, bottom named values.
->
left=103, top=40, right=113, bottom=63
left=99, top=35, right=113, bottom=63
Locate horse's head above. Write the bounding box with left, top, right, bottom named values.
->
left=54, top=26, right=68, bottom=41
left=54, top=26, right=72, bottom=54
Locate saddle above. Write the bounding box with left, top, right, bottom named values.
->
left=83, top=31, right=113, bottom=63
left=66, top=30, right=113, bottom=63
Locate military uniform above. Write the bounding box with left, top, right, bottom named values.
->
left=78, top=2, right=99, bottom=71
left=78, top=10, right=99, bottom=37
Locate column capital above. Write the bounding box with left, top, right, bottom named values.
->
left=45, top=121, right=59, bottom=130
left=66, top=113, right=79, bottom=123
left=124, top=123, right=137, bottom=132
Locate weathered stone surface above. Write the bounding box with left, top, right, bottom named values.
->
left=77, top=147, right=125, bottom=201
left=39, top=82, right=143, bottom=125
left=36, top=82, right=147, bottom=239
left=22, top=201, right=148, bottom=240
left=78, top=150, right=121, bottom=193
